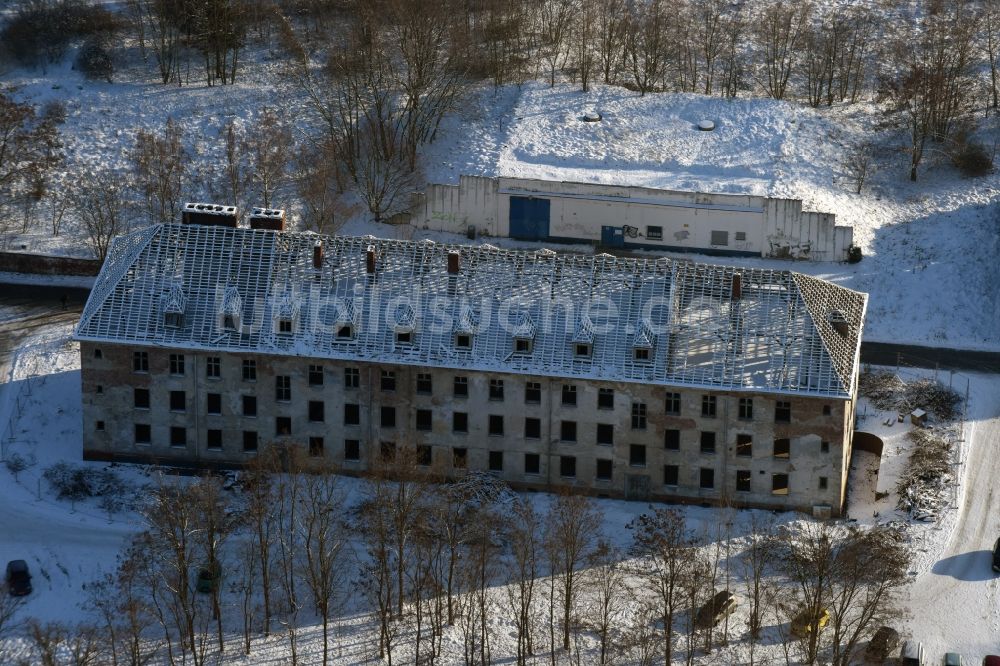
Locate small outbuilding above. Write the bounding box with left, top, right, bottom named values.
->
left=910, top=408, right=927, bottom=427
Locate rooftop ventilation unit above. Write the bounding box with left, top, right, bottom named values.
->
left=249, top=207, right=286, bottom=231
left=182, top=202, right=238, bottom=227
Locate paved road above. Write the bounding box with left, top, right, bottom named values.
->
left=861, top=341, right=1000, bottom=373
left=905, top=379, right=1000, bottom=660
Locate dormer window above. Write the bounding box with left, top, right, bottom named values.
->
left=273, top=290, right=300, bottom=337
left=162, top=283, right=186, bottom=330
left=631, top=318, right=655, bottom=363
left=454, top=304, right=477, bottom=350
left=511, top=311, right=536, bottom=356
left=337, top=324, right=354, bottom=340
left=393, top=303, right=416, bottom=346
left=572, top=314, right=594, bottom=360
left=220, top=286, right=242, bottom=333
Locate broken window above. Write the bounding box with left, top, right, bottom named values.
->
left=774, top=438, right=790, bottom=459
left=736, top=434, right=752, bottom=457
left=596, top=459, right=613, bottom=480
left=772, top=473, right=789, bottom=495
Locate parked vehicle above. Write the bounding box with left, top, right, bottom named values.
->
left=695, top=590, right=738, bottom=628
left=983, top=657, right=1000, bottom=666
left=865, top=625, right=899, bottom=662
left=790, top=606, right=830, bottom=637
left=944, top=654, right=963, bottom=666
left=5, top=560, right=31, bottom=596
left=196, top=561, right=221, bottom=594
left=992, top=537, right=1000, bottom=573
left=900, top=640, right=925, bottom=666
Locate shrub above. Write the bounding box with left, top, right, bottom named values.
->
left=75, top=34, right=113, bottom=82
left=847, top=244, right=862, bottom=263
left=0, top=0, right=120, bottom=67
left=951, top=139, right=993, bottom=177
left=42, top=462, right=137, bottom=507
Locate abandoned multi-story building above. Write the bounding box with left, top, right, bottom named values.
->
left=75, top=221, right=867, bottom=515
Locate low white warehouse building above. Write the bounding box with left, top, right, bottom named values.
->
left=414, top=176, right=854, bottom=262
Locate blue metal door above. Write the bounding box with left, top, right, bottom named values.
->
left=601, top=225, right=625, bottom=248
left=509, top=197, right=550, bottom=240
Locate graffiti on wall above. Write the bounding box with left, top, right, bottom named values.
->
left=767, top=231, right=812, bottom=259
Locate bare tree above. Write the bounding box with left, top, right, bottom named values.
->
left=843, top=141, right=875, bottom=194
left=740, top=514, right=776, bottom=666
left=140, top=477, right=209, bottom=666
left=629, top=507, right=692, bottom=666
left=504, top=498, right=540, bottom=665
left=539, top=0, right=574, bottom=87
left=545, top=492, right=602, bottom=652
left=986, top=0, right=1000, bottom=111
left=0, top=92, right=62, bottom=233
left=294, top=141, right=351, bottom=234
left=190, top=475, right=237, bottom=654
left=623, top=0, right=667, bottom=96
left=132, top=118, right=186, bottom=225
left=753, top=1, right=811, bottom=100
left=72, top=167, right=132, bottom=261
left=143, top=0, right=183, bottom=84
left=891, top=3, right=976, bottom=180
left=827, top=527, right=910, bottom=666
left=572, top=0, right=597, bottom=92
left=245, top=107, right=291, bottom=209
left=582, top=540, right=628, bottom=665
left=222, top=119, right=250, bottom=213
left=595, top=0, right=627, bottom=85
left=296, top=468, right=346, bottom=666
left=241, top=448, right=279, bottom=637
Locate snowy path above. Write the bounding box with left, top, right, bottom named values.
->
left=906, top=375, right=1000, bottom=661
left=0, top=294, right=136, bottom=623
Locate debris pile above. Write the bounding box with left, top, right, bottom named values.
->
left=860, top=371, right=962, bottom=422
left=895, top=427, right=957, bottom=518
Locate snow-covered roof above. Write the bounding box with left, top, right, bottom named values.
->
left=74, top=224, right=868, bottom=398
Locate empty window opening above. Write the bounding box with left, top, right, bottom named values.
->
left=736, top=469, right=751, bottom=492
left=596, top=459, right=613, bottom=481
left=736, top=434, right=752, bottom=457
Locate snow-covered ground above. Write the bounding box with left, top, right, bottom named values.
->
left=2, top=66, right=999, bottom=348
left=1, top=304, right=999, bottom=662
left=416, top=82, right=1000, bottom=350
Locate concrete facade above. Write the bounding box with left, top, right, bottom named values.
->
left=81, top=341, right=857, bottom=515
left=414, top=176, right=855, bottom=262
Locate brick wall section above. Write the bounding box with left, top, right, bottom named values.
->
left=80, top=342, right=856, bottom=516
left=0, top=252, right=102, bottom=276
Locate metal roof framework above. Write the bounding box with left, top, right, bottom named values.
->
left=76, top=224, right=868, bottom=399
